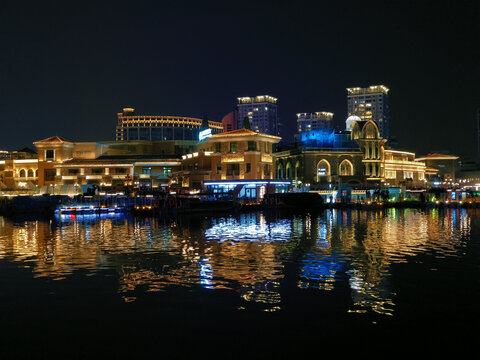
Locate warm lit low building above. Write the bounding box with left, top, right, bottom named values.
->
left=171, top=128, right=290, bottom=199
left=34, top=136, right=181, bottom=191
left=415, top=153, right=459, bottom=182
left=0, top=148, right=39, bottom=190
left=384, top=149, right=426, bottom=187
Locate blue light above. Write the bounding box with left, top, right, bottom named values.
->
left=300, top=129, right=335, bottom=147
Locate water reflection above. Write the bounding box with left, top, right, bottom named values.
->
left=0, top=208, right=474, bottom=315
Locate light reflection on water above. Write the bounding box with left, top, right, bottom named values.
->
left=0, top=208, right=474, bottom=315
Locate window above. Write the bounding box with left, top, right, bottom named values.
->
left=246, top=163, right=251, bottom=173
left=68, top=169, right=79, bottom=175
left=19, top=169, right=26, bottom=178
left=217, top=164, right=222, bottom=174
left=142, top=167, right=151, bottom=175
left=227, top=164, right=239, bottom=176
left=44, top=169, right=55, bottom=181
left=215, top=143, right=221, bottom=152
left=230, top=142, right=237, bottom=153
left=163, top=167, right=172, bottom=175
left=117, top=168, right=127, bottom=174
left=45, top=149, right=55, bottom=161
left=194, top=162, right=198, bottom=170
left=247, top=141, right=256, bottom=151
left=386, top=170, right=396, bottom=179
left=404, top=171, right=414, bottom=180
left=339, top=160, right=353, bottom=176
left=264, top=164, right=269, bottom=176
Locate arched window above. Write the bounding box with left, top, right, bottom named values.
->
left=316, top=159, right=330, bottom=181
left=364, top=123, right=378, bottom=139
left=19, top=169, right=26, bottom=178
left=27, top=169, right=34, bottom=178
left=339, top=160, right=353, bottom=176
left=277, top=163, right=284, bottom=179
left=286, top=162, right=293, bottom=180
left=295, top=161, right=301, bottom=180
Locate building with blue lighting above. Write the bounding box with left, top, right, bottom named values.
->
left=276, top=116, right=426, bottom=190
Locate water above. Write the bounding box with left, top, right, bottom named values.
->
left=0, top=208, right=479, bottom=358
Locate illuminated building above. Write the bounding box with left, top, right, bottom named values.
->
left=34, top=136, right=181, bottom=189
left=221, top=110, right=238, bottom=132
left=297, top=112, right=334, bottom=133
left=276, top=115, right=426, bottom=191
left=236, top=95, right=279, bottom=136
left=384, top=150, right=426, bottom=187
left=171, top=127, right=289, bottom=198
left=115, top=108, right=223, bottom=141
left=0, top=148, right=38, bottom=190
left=415, top=153, right=459, bottom=182
left=276, top=118, right=386, bottom=187
left=347, top=85, right=390, bottom=139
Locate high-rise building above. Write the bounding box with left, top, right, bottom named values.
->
left=296, top=112, right=334, bottom=133
left=236, top=95, right=278, bottom=136
left=347, top=85, right=390, bottom=139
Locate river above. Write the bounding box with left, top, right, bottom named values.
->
left=0, top=208, right=478, bottom=358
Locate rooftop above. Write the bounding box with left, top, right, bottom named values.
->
left=346, top=85, right=390, bottom=95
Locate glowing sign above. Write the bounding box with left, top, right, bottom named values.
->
left=318, top=168, right=327, bottom=176
left=199, top=128, right=212, bottom=141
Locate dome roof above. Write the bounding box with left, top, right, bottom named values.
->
left=345, top=115, right=362, bottom=130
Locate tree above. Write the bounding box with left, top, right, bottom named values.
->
left=242, top=116, right=251, bottom=130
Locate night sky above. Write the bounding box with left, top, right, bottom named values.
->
left=1, top=0, right=479, bottom=158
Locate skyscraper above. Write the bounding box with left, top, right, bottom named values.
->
left=236, top=95, right=279, bottom=136
left=347, top=85, right=390, bottom=139
left=296, top=112, right=334, bottom=133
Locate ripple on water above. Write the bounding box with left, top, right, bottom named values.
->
left=0, top=208, right=475, bottom=315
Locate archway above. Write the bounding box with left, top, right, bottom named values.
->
left=316, top=159, right=330, bottom=181
left=339, top=159, right=353, bottom=176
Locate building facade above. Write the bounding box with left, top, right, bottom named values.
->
left=296, top=112, right=334, bottom=133
left=347, top=85, right=390, bottom=139
left=171, top=128, right=289, bottom=199
left=221, top=110, right=238, bottom=133
left=384, top=149, right=426, bottom=187
left=415, top=153, right=459, bottom=182
left=0, top=152, right=38, bottom=190
left=236, top=95, right=279, bottom=136
left=275, top=117, right=425, bottom=189
left=115, top=108, right=223, bottom=141
left=34, top=136, right=181, bottom=190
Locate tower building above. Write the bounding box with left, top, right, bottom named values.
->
left=347, top=85, right=390, bottom=139
left=296, top=112, right=334, bottom=133
left=236, top=95, right=278, bottom=136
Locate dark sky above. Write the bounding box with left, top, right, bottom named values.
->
left=1, top=0, right=479, bottom=158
